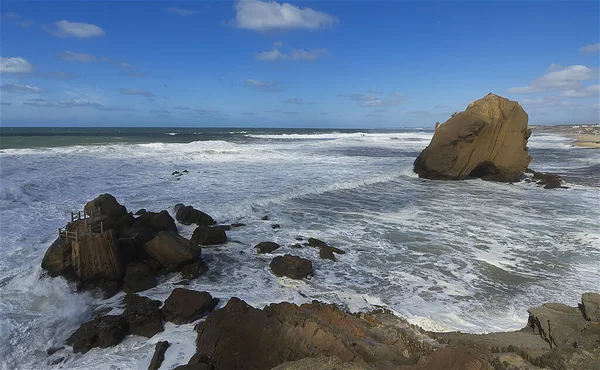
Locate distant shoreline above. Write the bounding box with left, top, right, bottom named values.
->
left=531, top=124, right=600, bottom=148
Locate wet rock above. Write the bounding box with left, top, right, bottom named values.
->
left=581, top=292, right=600, bottom=321
left=319, top=247, right=336, bottom=261
left=231, top=223, right=246, bottom=228
left=71, top=229, right=123, bottom=283
left=135, top=209, right=147, bottom=215
left=133, top=211, right=178, bottom=234
left=261, top=215, right=269, bottom=220
left=46, top=346, right=65, bottom=356
left=271, top=224, right=281, bottom=229
left=414, top=93, right=531, bottom=182
left=84, top=194, right=128, bottom=223
left=145, top=231, right=201, bottom=271
left=526, top=168, right=565, bottom=189
left=270, top=254, right=313, bottom=279
left=114, top=212, right=135, bottom=232
left=124, top=294, right=164, bottom=338
left=148, top=341, right=170, bottom=370
left=181, top=258, right=208, bottom=280
left=191, top=226, right=226, bottom=246
left=175, top=280, right=190, bottom=285
left=290, top=243, right=303, bottom=249
left=254, top=241, right=281, bottom=254
left=176, top=205, right=215, bottom=226
left=307, top=237, right=328, bottom=248
left=66, top=315, right=128, bottom=354
left=161, top=288, right=219, bottom=324
left=123, top=262, right=156, bottom=293
left=41, top=237, right=73, bottom=278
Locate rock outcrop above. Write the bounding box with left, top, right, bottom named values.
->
left=270, top=255, right=313, bottom=279
left=66, top=315, right=128, bottom=354
left=123, top=294, right=164, bottom=338
left=254, top=241, right=281, bottom=254
left=191, top=226, right=227, bottom=246
left=123, top=262, right=157, bottom=293
left=41, top=236, right=74, bottom=278
left=144, top=231, right=201, bottom=271
left=148, top=341, right=170, bottom=370
left=71, top=230, right=123, bottom=283
left=161, top=288, right=219, bottom=324
left=175, top=205, right=215, bottom=226
left=414, top=93, right=532, bottom=182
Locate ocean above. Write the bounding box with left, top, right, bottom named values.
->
left=0, top=127, right=598, bottom=369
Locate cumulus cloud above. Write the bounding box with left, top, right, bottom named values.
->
left=560, top=84, right=599, bottom=98
left=285, top=97, right=303, bottom=104
left=59, top=51, right=98, bottom=62
left=0, top=57, right=34, bottom=73
left=233, top=0, right=338, bottom=32
left=580, top=43, right=600, bottom=54
left=120, top=88, right=155, bottom=99
left=338, top=91, right=404, bottom=107
left=22, top=98, right=132, bottom=111
left=44, top=20, right=105, bottom=39
left=508, top=64, right=598, bottom=94
left=255, top=43, right=326, bottom=62
left=1, top=83, right=45, bottom=93
left=166, top=7, right=197, bottom=16
left=245, top=79, right=283, bottom=92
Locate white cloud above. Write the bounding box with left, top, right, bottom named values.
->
left=59, top=51, right=98, bottom=62
left=338, top=91, right=404, bottom=107
left=285, top=97, right=303, bottom=104
left=0, top=57, right=33, bottom=73
left=508, top=64, right=598, bottom=94
left=233, top=0, right=338, bottom=32
left=580, top=43, right=600, bottom=54
left=44, top=20, right=105, bottom=39
left=245, top=79, right=282, bottom=92
left=1, top=83, right=45, bottom=93
left=166, top=7, right=196, bottom=16
left=561, top=84, right=600, bottom=98
left=255, top=43, right=326, bottom=62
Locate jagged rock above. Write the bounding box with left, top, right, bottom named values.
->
left=71, top=230, right=123, bottom=283
left=319, top=247, right=336, bottom=261
left=254, top=241, right=280, bottom=254
left=161, top=288, right=218, bottom=324
left=271, top=224, right=281, bottom=229
left=261, top=215, right=269, bottom=220
left=194, top=298, right=432, bottom=370
left=181, top=259, right=208, bottom=280
left=114, top=212, right=135, bottom=232
left=307, top=238, right=328, bottom=248
left=409, top=345, right=494, bottom=370
left=581, top=292, right=600, bottom=321
left=66, top=315, right=128, bottom=354
left=133, top=211, right=178, bottom=234
left=41, top=237, right=73, bottom=278
left=527, top=303, right=588, bottom=349
left=176, top=205, right=215, bottom=226
left=124, top=294, right=163, bottom=338
left=272, top=357, right=368, bottom=370
left=123, top=262, right=156, bottom=293
left=191, top=226, right=226, bottom=246
left=231, top=223, right=246, bottom=228
left=527, top=168, right=565, bottom=189
left=270, top=255, right=313, bottom=279
left=148, top=341, right=170, bottom=370
left=84, top=194, right=128, bottom=222
left=145, top=231, right=200, bottom=271
left=414, top=93, right=531, bottom=182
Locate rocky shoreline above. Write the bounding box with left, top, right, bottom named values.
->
left=530, top=124, right=600, bottom=149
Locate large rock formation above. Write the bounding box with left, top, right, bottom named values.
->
left=161, top=288, right=219, bottom=324
left=414, top=93, right=532, bottom=182
left=144, top=231, right=201, bottom=271
left=70, top=229, right=123, bottom=283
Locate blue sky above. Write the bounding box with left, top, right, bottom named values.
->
left=1, top=0, right=598, bottom=127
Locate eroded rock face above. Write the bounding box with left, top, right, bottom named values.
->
left=41, top=237, right=73, bottom=278
left=581, top=292, right=600, bottom=322
left=161, top=288, right=218, bottom=324
left=145, top=231, right=201, bottom=271
left=414, top=93, right=531, bottom=182
left=71, top=230, right=123, bottom=283
left=84, top=194, right=128, bottom=223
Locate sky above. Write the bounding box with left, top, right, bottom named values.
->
left=0, top=0, right=599, bottom=128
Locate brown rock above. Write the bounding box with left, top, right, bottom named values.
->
left=123, top=294, right=164, bottom=338
left=84, top=194, right=128, bottom=222
left=41, top=237, right=73, bottom=278
left=181, top=259, right=208, bottom=280
left=191, top=226, right=227, bottom=246
left=176, top=205, right=215, bottom=226
left=161, top=288, right=218, bottom=324
left=145, top=231, right=201, bottom=271
left=66, top=315, right=128, bottom=354
left=123, top=262, right=156, bottom=293
left=272, top=357, right=368, bottom=370
left=408, top=345, right=493, bottom=370
left=148, top=341, right=170, bottom=370
left=581, top=292, right=600, bottom=322
left=528, top=303, right=588, bottom=349
left=270, top=254, right=313, bottom=279
left=254, top=241, right=280, bottom=254
left=414, top=93, right=531, bottom=182
left=71, top=230, right=123, bottom=282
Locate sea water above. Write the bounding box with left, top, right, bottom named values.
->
left=0, top=128, right=598, bottom=369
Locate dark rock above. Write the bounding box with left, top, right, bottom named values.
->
left=307, top=238, right=328, bottom=248
left=271, top=224, right=281, bottom=229
left=175, top=280, right=190, bottom=285
left=261, top=215, right=269, bottom=220
left=41, top=237, right=73, bottom=278
left=191, top=226, right=226, bottom=246
left=145, top=231, right=201, bottom=271
left=527, top=168, right=565, bottom=189
left=84, top=194, right=128, bottom=223
left=231, top=223, right=246, bottom=228
left=134, top=211, right=178, bottom=234
left=254, top=241, right=281, bottom=254
left=135, top=209, right=146, bottom=215
left=46, top=346, right=64, bottom=356
left=213, top=225, right=231, bottom=231
left=270, top=255, right=313, bottom=279
left=290, top=243, right=302, bottom=249
left=124, top=294, right=164, bottom=338
left=148, top=341, right=170, bottom=370
left=294, top=237, right=303, bottom=241
left=272, top=357, right=368, bottom=370
left=319, top=247, right=336, bottom=261
left=123, top=262, right=156, bottom=293
left=181, top=259, right=208, bottom=280
left=173, top=365, right=211, bottom=370
left=114, top=212, right=135, bottom=232
left=414, top=93, right=531, bottom=182
left=66, top=315, right=128, bottom=354
left=162, top=288, right=218, bottom=324
left=176, top=205, right=215, bottom=226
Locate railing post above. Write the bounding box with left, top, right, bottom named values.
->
left=101, top=222, right=104, bottom=234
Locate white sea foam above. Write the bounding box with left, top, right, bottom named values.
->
left=0, top=130, right=598, bottom=369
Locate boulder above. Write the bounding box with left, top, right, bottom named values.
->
left=307, top=238, right=328, bottom=248
left=414, top=93, right=531, bottom=182
left=254, top=241, right=281, bottom=254
left=191, top=226, right=226, bottom=246
left=145, top=231, right=201, bottom=271
left=527, top=169, right=564, bottom=189
left=84, top=194, right=128, bottom=222
left=123, top=262, right=156, bottom=293
left=319, top=247, right=336, bottom=261
left=133, top=211, right=178, bottom=234
left=123, top=294, right=164, bottom=338
left=148, top=341, right=170, bottom=370
left=161, top=288, right=219, bottom=324
left=581, top=292, right=600, bottom=322
left=181, top=259, right=208, bottom=280
left=41, top=237, right=73, bottom=278
left=272, top=357, right=368, bottom=370
left=66, top=315, right=128, bottom=354
left=270, top=255, right=313, bottom=280
left=71, top=230, right=123, bottom=283
left=176, top=205, right=215, bottom=226
left=114, top=212, right=135, bottom=232
left=527, top=303, right=589, bottom=349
